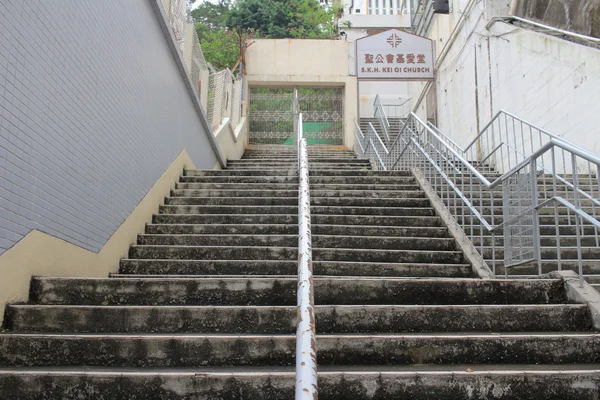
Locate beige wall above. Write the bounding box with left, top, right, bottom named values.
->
left=0, top=149, right=196, bottom=325
left=244, top=39, right=358, bottom=148
left=215, top=117, right=248, bottom=162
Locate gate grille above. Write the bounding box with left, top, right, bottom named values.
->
left=502, top=163, right=537, bottom=269
left=249, top=88, right=294, bottom=145
left=249, top=87, right=343, bottom=145
left=298, top=88, right=343, bottom=145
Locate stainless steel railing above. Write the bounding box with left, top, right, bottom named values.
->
left=354, top=110, right=600, bottom=285
left=383, top=97, right=412, bottom=119
left=374, top=94, right=391, bottom=144
left=295, top=112, right=318, bottom=399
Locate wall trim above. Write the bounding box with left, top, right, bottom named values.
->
left=412, top=168, right=494, bottom=279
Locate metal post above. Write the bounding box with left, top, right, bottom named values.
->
left=296, top=114, right=318, bottom=399
left=530, top=159, right=542, bottom=276
left=294, top=88, right=299, bottom=147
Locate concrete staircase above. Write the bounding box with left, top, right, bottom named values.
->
left=436, top=163, right=600, bottom=282
left=360, top=117, right=404, bottom=143
left=0, top=145, right=599, bottom=398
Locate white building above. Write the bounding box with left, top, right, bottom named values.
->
left=337, top=0, right=414, bottom=117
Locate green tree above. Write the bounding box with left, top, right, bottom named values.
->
left=198, top=28, right=240, bottom=71
left=192, top=0, right=239, bottom=71
left=192, top=0, right=339, bottom=71
left=227, top=0, right=338, bottom=39
left=191, top=0, right=231, bottom=36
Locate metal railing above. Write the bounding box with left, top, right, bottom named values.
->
left=161, top=0, right=186, bottom=51
left=295, top=112, right=318, bottom=399
left=230, top=79, right=243, bottom=128
left=368, top=0, right=410, bottom=15
left=161, top=0, right=244, bottom=135
left=486, top=16, right=600, bottom=49
left=354, top=110, right=600, bottom=286
left=374, top=94, right=391, bottom=144
left=382, top=97, right=412, bottom=119
left=207, top=69, right=230, bottom=130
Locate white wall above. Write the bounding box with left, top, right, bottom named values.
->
left=359, top=81, right=410, bottom=117
left=409, top=1, right=600, bottom=162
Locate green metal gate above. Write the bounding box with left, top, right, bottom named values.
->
left=249, top=87, right=343, bottom=145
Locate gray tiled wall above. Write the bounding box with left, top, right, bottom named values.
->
left=0, top=1, right=218, bottom=254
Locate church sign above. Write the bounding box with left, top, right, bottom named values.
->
left=356, top=29, right=434, bottom=80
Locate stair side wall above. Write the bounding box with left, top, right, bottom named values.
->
left=0, top=149, right=197, bottom=326
left=0, top=1, right=221, bottom=256
left=407, top=0, right=600, bottom=169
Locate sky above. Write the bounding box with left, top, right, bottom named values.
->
left=191, top=0, right=216, bottom=8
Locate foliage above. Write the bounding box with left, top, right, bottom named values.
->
left=226, top=0, right=338, bottom=39
left=197, top=26, right=240, bottom=71
left=191, top=0, right=231, bottom=38
left=191, top=0, right=339, bottom=70
left=191, top=1, right=239, bottom=71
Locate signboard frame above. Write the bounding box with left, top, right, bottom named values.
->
left=355, top=28, right=435, bottom=81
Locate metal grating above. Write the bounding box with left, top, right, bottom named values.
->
left=502, top=162, right=536, bottom=269
left=249, top=87, right=343, bottom=145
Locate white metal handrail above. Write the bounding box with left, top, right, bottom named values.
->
left=486, top=16, right=600, bottom=48
left=382, top=97, right=412, bottom=119
left=354, top=110, right=600, bottom=285
left=374, top=94, right=391, bottom=144
left=295, top=112, right=318, bottom=399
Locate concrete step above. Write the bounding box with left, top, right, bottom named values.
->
left=118, top=260, right=473, bottom=277
left=145, top=223, right=450, bottom=238
left=581, top=275, right=600, bottom=284
left=165, top=196, right=299, bottom=206
left=152, top=213, right=297, bottom=225
left=152, top=214, right=442, bottom=227
left=158, top=205, right=435, bottom=217
left=29, top=277, right=566, bottom=306
left=226, top=165, right=372, bottom=170
left=180, top=175, right=416, bottom=185
left=439, top=188, right=597, bottom=197
left=128, top=245, right=462, bottom=264
left=0, top=333, right=597, bottom=367
left=171, top=188, right=299, bottom=197
left=455, top=215, right=600, bottom=226
left=308, top=169, right=411, bottom=176
left=2, top=368, right=598, bottom=399
left=444, top=205, right=600, bottom=217
left=187, top=169, right=410, bottom=177
left=136, top=234, right=456, bottom=251
left=7, top=304, right=591, bottom=334
left=180, top=176, right=301, bottom=184
left=449, top=177, right=598, bottom=186
left=309, top=189, right=425, bottom=198
left=479, top=246, right=600, bottom=260
left=165, top=196, right=432, bottom=208
left=488, top=260, right=600, bottom=276
left=470, top=235, right=600, bottom=248
left=175, top=182, right=301, bottom=190
left=128, top=244, right=298, bottom=261
left=176, top=182, right=421, bottom=190
left=170, top=188, right=426, bottom=198
left=445, top=198, right=600, bottom=209
left=226, top=161, right=370, bottom=167
left=235, top=157, right=361, bottom=163
left=242, top=154, right=357, bottom=159
left=464, top=225, right=599, bottom=236
left=189, top=169, right=300, bottom=176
